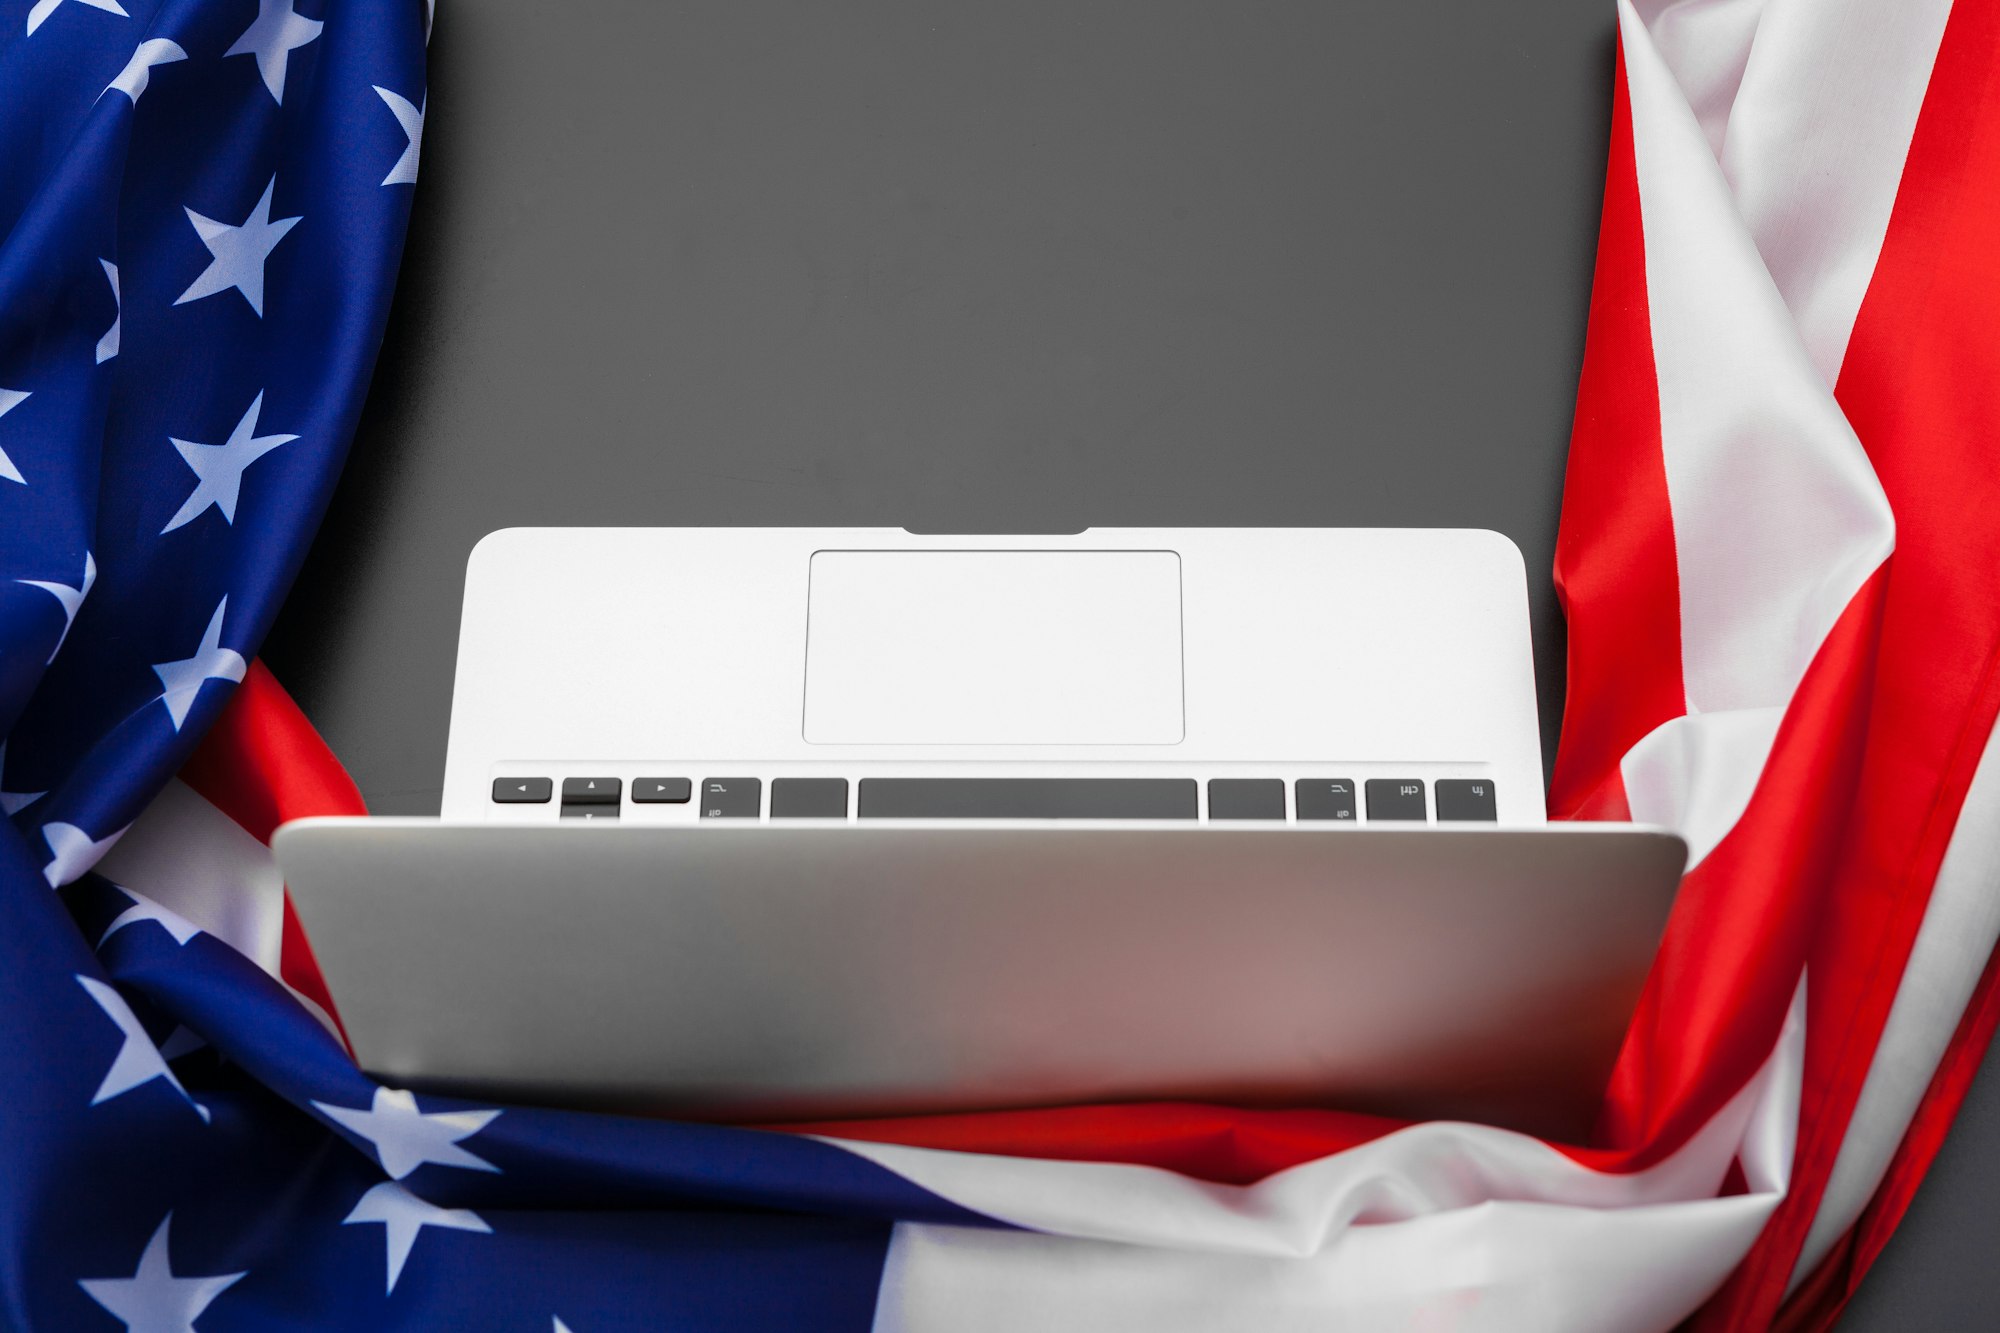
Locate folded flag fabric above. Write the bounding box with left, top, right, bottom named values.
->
left=3, top=1, right=1998, bottom=1330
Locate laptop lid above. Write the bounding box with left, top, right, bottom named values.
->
left=275, top=818, right=1682, bottom=1141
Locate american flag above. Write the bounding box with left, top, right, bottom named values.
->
left=2, top=1, right=1996, bottom=1329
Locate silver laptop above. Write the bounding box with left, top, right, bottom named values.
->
left=277, top=527, right=1684, bottom=1138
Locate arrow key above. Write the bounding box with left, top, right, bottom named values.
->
left=492, top=777, right=553, bottom=804
left=561, top=777, right=622, bottom=805
left=633, top=777, right=693, bottom=804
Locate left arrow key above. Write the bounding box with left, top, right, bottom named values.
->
left=492, top=777, right=553, bottom=804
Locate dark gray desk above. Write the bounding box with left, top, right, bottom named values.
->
left=260, top=4, right=1993, bottom=1323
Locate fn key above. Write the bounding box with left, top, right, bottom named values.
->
left=1436, top=779, right=1498, bottom=821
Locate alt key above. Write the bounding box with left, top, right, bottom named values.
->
left=1294, top=779, right=1356, bottom=821
left=699, top=778, right=761, bottom=819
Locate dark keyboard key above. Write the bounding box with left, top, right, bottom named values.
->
left=561, top=777, right=621, bottom=805
left=1365, top=779, right=1427, bottom=821
left=1207, top=779, right=1285, bottom=820
left=772, top=778, right=850, bottom=818
left=560, top=803, right=619, bottom=820
left=699, top=778, right=762, bottom=819
left=858, top=778, right=1197, bottom=820
left=1294, top=779, right=1356, bottom=821
left=1435, top=779, right=1498, bottom=821
left=633, top=777, right=693, bottom=804
left=492, top=777, right=552, bottom=804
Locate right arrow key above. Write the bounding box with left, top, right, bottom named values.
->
left=633, top=777, right=693, bottom=805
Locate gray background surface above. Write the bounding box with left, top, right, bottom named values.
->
left=259, top=2, right=1995, bottom=1322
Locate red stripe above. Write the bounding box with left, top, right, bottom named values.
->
left=1566, top=765, right=1632, bottom=824
left=1548, top=36, right=1687, bottom=822
left=1694, top=2, right=2000, bottom=1323
left=179, top=659, right=364, bottom=1038
left=178, top=659, right=366, bottom=843
left=789, top=1103, right=1409, bottom=1186
left=788, top=1091, right=1695, bottom=1183
left=1604, top=567, right=1885, bottom=1164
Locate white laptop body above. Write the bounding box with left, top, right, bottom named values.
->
left=278, top=527, right=1682, bottom=1139
left=441, top=527, right=1545, bottom=825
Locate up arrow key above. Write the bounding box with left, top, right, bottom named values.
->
left=562, top=777, right=622, bottom=805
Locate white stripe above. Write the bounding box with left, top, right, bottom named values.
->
left=95, top=777, right=285, bottom=974
left=1718, top=0, right=1955, bottom=389
left=1623, top=0, right=1895, bottom=718
left=1639, top=0, right=1765, bottom=159
left=91, top=775, right=344, bottom=1036
left=1622, top=706, right=1783, bottom=872
left=876, top=1196, right=1779, bottom=1333
left=1616, top=0, right=1900, bottom=876
left=865, top=996, right=1801, bottom=1332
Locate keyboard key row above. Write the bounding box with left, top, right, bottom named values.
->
left=498, top=776, right=1497, bottom=821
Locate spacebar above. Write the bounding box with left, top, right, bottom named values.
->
left=857, top=778, right=1199, bottom=820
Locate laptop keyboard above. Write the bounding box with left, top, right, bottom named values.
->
left=492, top=774, right=1499, bottom=823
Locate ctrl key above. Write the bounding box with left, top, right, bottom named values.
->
left=1365, top=779, right=1427, bottom=821
left=699, top=778, right=762, bottom=819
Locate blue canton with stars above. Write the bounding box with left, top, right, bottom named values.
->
left=0, top=4, right=990, bottom=1329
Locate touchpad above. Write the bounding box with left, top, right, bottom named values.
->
left=804, top=550, right=1184, bottom=745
